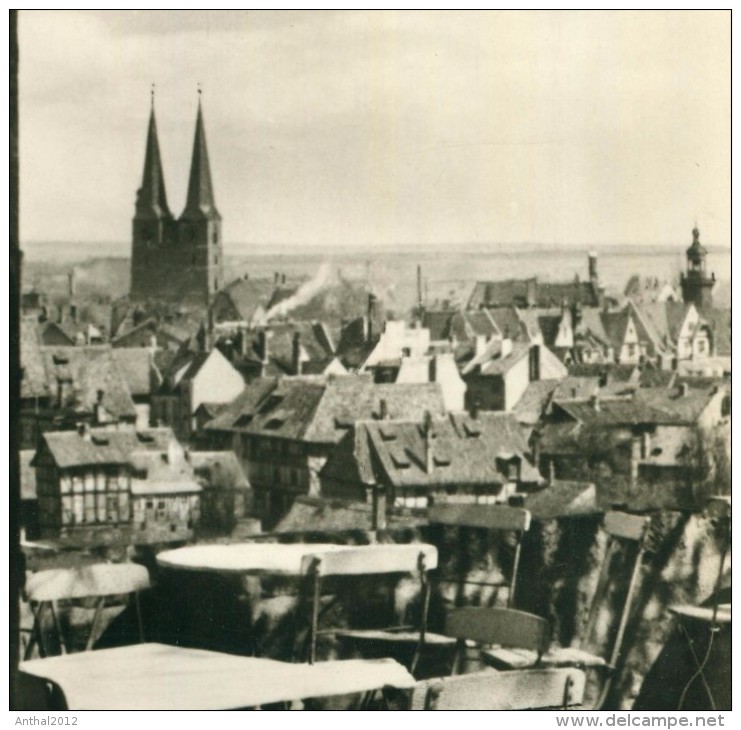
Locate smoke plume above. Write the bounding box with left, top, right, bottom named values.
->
left=265, top=262, right=332, bottom=320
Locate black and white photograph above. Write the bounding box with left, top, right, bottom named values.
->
left=9, top=9, right=731, bottom=713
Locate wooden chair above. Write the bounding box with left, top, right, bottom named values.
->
left=407, top=666, right=586, bottom=710
left=23, top=563, right=150, bottom=659
left=300, top=544, right=437, bottom=674
left=428, top=503, right=531, bottom=607
left=483, top=510, right=651, bottom=709
left=445, top=606, right=551, bottom=675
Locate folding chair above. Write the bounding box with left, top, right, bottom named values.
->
left=407, top=666, right=586, bottom=710
left=23, top=563, right=150, bottom=659
left=444, top=606, right=551, bottom=675
left=428, top=503, right=532, bottom=607
left=483, top=510, right=651, bottom=709
left=300, top=544, right=437, bottom=675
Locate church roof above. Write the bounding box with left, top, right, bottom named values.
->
left=181, top=101, right=220, bottom=221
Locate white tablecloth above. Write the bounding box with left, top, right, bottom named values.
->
left=20, top=643, right=417, bottom=710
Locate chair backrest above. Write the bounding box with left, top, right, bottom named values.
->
left=428, top=504, right=530, bottom=531
left=25, top=564, right=150, bottom=603
left=445, top=607, right=551, bottom=656
left=300, top=544, right=438, bottom=578
left=427, top=504, right=531, bottom=607
left=582, top=511, right=650, bottom=679
left=408, top=667, right=586, bottom=710
left=300, top=544, right=437, bottom=666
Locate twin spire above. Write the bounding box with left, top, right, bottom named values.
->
left=136, top=87, right=220, bottom=223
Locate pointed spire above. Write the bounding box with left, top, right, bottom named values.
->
left=135, top=90, right=172, bottom=221
left=181, top=87, right=220, bottom=221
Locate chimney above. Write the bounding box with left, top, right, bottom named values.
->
left=572, top=301, right=583, bottom=328
left=470, top=399, right=480, bottom=419
left=367, top=293, right=377, bottom=343
left=77, top=423, right=90, bottom=441
left=292, top=332, right=302, bottom=376
left=423, top=411, right=434, bottom=474
left=274, top=272, right=279, bottom=285
left=531, top=428, right=541, bottom=469
left=95, top=389, right=106, bottom=425
left=598, top=370, right=609, bottom=388
left=416, top=264, right=423, bottom=315
left=630, top=435, right=641, bottom=489
left=526, top=279, right=537, bottom=307
left=548, top=459, right=555, bottom=486
left=68, top=268, right=77, bottom=299
left=678, top=382, right=689, bottom=397
left=379, top=398, right=388, bottom=420
left=166, top=437, right=180, bottom=466
left=474, top=334, right=487, bottom=359
left=528, top=344, right=540, bottom=381
left=501, top=337, right=513, bottom=359
left=428, top=355, right=437, bottom=383
left=590, top=394, right=600, bottom=412
left=258, top=330, right=268, bottom=374
left=588, top=251, right=598, bottom=285
left=282, top=273, right=286, bottom=285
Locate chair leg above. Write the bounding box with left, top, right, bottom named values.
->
left=134, top=592, right=145, bottom=643
left=24, top=602, right=45, bottom=660
left=85, top=597, right=106, bottom=651
left=49, top=601, right=67, bottom=655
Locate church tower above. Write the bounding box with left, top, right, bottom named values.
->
left=680, top=226, right=715, bottom=310
left=129, top=91, right=223, bottom=306
left=177, top=96, right=224, bottom=301
left=130, top=96, right=177, bottom=301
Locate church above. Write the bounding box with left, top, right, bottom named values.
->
left=130, top=94, right=223, bottom=306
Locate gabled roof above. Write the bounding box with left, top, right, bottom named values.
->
left=487, top=307, right=532, bottom=342
left=552, top=376, right=600, bottom=401
left=322, top=412, right=542, bottom=489
left=553, top=385, right=721, bottom=427
left=468, top=279, right=535, bottom=309
left=205, top=374, right=446, bottom=445
left=462, top=341, right=530, bottom=377
left=512, top=379, right=560, bottom=426
left=213, top=277, right=274, bottom=324
left=111, top=348, right=154, bottom=397
left=39, top=346, right=137, bottom=419
left=37, top=427, right=176, bottom=469
left=129, top=448, right=201, bottom=495
left=600, top=309, right=631, bottom=350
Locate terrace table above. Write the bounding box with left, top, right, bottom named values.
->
left=18, top=642, right=417, bottom=710
left=156, top=542, right=348, bottom=575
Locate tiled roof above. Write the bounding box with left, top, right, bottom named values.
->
left=575, top=307, right=610, bottom=344
left=335, top=317, right=381, bottom=370
left=524, top=480, right=598, bottom=520
left=205, top=374, right=446, bottom=445
left=129, top=449, right=202, bottom=495
left=111, top=348, right=154, bottom=397
left=40, top=346, right=137, bottom=419
left=512, top=380, right=560, bottom=425
left=469, top=278, right=600, bottom=309
left=323, top=412, right=542, bottom=489
left=566, top=363, right=637, bottom=382
left=468, top=343, right=530, bottom=377
left=702, top=308, right=731, bottom=356
left=552, top=376, right=600, bottom=401
left=38, top=427, right=176, bottom=469
left=553, top=385, right=720, bottom=427
left=486, top=307, right=531, bottom=342
left=468, top=279, right=535, bottom=309
left=21, top=319, right=50, bottom=400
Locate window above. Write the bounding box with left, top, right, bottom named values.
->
left=214, top=254, right=218, bottom=265
left=213, top=230, right=218, bottom=244
left=627, top=344, right=636, bottom=358
left=697, top=340, right=706, bottom=354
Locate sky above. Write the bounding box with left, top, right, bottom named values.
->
left=18, top=10, right=730, bottom=252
